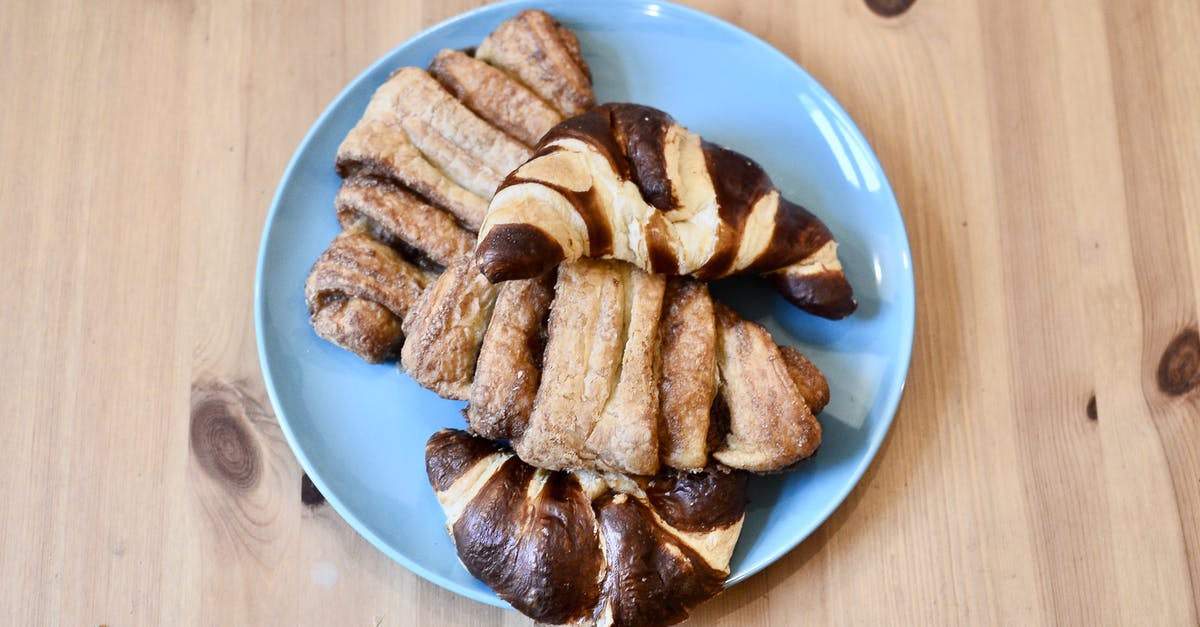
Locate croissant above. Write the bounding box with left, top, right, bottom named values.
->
left=475, top=103, right=857, bottom=318
left=426, top=429, right=746, bottom=627
left=304, top=230, right=435, bottom=363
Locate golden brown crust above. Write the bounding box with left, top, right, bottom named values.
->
left=335, top=176, right=475, bottom=269
left=475, top=9, right=595, bottom=117
left=586, top=264, right=666, bottom=475
left=334, top=66, right=532, bottom=230
left=779, top=345, right=830, bottom=415
left=309, top=296, right=404, bottom=364
left=657, top=278, right=717, bottom=470
left=710, top=303, right=822, bottom=472
left=400, top=257, right=500, bottom=400
left=513, top=260, right=665, bottom=476
left=514, top=260, right=625, bottom=472
left=336, top=118, right=489, bottom=230
left=304, top=231, right=434, bottom=363
left=403, top=263, right=828, bottom=475
left=385, top=67, right=531, bottom=197
left=466, top=272, right=556, bottom=440
left=315, top=9, right=601, bottom=366
left=429, top=49, right=564, bottom=148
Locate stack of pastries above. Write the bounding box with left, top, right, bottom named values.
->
left=302, top=9, right=854, bottom=627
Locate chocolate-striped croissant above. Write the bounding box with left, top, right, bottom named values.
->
left=426, top=429, right=746, bottom=627
left=475, top=103, right=857, bottom=319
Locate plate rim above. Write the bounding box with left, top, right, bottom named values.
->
left=255, top=0, right=915, bottom=610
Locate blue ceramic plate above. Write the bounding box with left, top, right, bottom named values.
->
left=256, top=0, right=914, bottom=610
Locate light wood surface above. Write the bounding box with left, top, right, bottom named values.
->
left=2, top=0, right=1198, bottom=624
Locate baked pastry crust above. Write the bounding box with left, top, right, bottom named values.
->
left=309, top=9, right=597, bottom=366
left=335, top=175, right=474, bottom=270
left=400, top=256, right=499, bottom=400
left=426, top=429, right=745, bottom=627
left=475, top=9, right=595, bottom=118
left=405, top=258, right=829, bottom=475
left=335, top=67, right=531, bottom=229
left=514, top=260, right=666, bottom=476
left=466, top=271, right=556, bottom=440
left=475, top=103, right=856, bottom=318
left=711, top=303, right=822, bottom=471
left=657, top=277, right=718, bottom=470
left=304, top=231, right=434, bottom=363
left=429, top=49, right=564, bottom=148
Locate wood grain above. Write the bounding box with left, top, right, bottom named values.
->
left=1, top=0, right=1197, bottom=624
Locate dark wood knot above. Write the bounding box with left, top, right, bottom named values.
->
left=865, top=0, right=916, bottom=17
left=301, top=473, right=327, bottom=507
left=1157, top=327, right=1200, bottom=397
left=190, top=383, right=262, bottom=492
left=1085, top=394, right=1098, bottom=421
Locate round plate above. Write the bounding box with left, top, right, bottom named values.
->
left=256, top=0, right=914, bottom=610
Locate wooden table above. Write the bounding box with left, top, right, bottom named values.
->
left=3, top=0, right=1198, bottom=624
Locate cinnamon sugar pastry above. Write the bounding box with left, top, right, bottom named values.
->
left=304, top=231, right=435, bottom=363
left=429, top=49, right=564, bottom=148
left=475, top=103, right=857, bottom=318
left=335, top=67, right=531, bottom=229
left=400, top=256, right=499, bottom=400
left=657, top=277, right=718, bottom=470
left=475, top=9, right=595, bottom=118
left=307, top=9, right=596, bottom=365
left=426, top=429, right=746, bottom=627
left=465, top=270, right=556, bottom=440
left=711, top=303, right=823, bottom=471
left=513, top=259, right=666, bottom=476
left=335, top=175, right=474, bottom=270
left=430, top=259, right=829, bottom=475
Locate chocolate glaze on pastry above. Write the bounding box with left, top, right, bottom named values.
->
left=426, top=429, right=746, bottom=627
left=452, top=457, right=604, bottom=624
left=644, top=466, right=748, bottom=533
left=476, top=103, right=856, bottom=319
left=595, top=493, right=727, bottom=626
